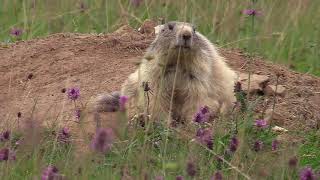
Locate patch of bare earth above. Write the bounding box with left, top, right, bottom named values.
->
left=0, top=24, right=319, bottom=143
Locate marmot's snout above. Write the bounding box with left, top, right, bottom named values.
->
left=176, top=25, right=194, bottom=49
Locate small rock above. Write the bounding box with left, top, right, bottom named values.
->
left=272, top=126, right=288, bottom=133
left=238, top=73, right=269, bottom=94
left=264, top=85, right=286, bottom=97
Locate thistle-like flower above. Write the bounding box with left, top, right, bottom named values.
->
left=57, top=127, right=71, bottom=143
left=10, top=28, right=23, bottom=37
left=0, top=130, right=10, bottom=142
left=288, top=156, right=298, bottom=168
left=119, top=95, right=128, bottom=111
left=229, top=136, right=239, bottom=152
left=253, top=140, right=263, bottom=152
left=254, top=119, right=268, bottom=128
left=130, top=0, right=142, bottom=7
left=91, top=128, right=114, bottom=153
left=0, top=148, right=16, bottom=161
left=67, top=87, right=80, bottom=100
left=155, top=176, right=164, bottom=180
left=300, top=167, right=316, bottom=180
left=186, top=161, right=197, bottom=177
left=211, top=171, right=223, bottom=180
left=193, top=106, right=210, bottom=123
left=242, top=9, right=262, bottom=16
left=75, top=109, right=81, bottom=120
left=196, top=128, right=213, bottom=149
left=176, top=176, right=184, bottom=180
left=271, top=139, right=279, bottom=151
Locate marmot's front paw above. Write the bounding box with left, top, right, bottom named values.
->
left=92, top=91, right=120, bottom=112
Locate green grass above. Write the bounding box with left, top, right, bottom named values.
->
left=0, top=0, right=319, bottom=76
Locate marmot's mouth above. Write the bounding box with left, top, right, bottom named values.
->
left=175, top=45, right=191, bottom=49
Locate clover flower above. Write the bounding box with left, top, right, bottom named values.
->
left=67, top=87, right=80, bottom=100
left=91, top=128, right=114, bottom=153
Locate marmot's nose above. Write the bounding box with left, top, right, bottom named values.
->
left=182, top=31, right=192, bottom=40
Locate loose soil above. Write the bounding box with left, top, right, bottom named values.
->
left=0, top=25, right=319, bottom=136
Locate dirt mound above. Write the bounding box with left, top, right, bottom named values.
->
left=0, top=25, right=319, bottom=133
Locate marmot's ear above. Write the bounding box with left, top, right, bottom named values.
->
left=154, top=25, right=164, bottom=35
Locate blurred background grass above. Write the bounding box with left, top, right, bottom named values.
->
left=1, top=0, right=319, bottom=76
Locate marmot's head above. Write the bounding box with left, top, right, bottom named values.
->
left=151, top=21, right=205, bottom=55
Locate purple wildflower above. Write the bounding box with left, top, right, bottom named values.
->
left=67, top=87, right=80, bottom=100
left=194, top=112, right=205, bottom=123
left=75, top=109, right=81, bottom=120
left=119, top=95, right=128, bottom=111
left=234, top=81, right=242, bottom=93
left=41, top=166, right=62, bottom=180
left=176, top=176, right=184, bottom=180
left=288, top=156, right=298, bottom=168
left=200, top=106, right=209, bottom=114
left=10, top=28, right=23, bottom=37
left=300, top=167, right=316, bottom=180
left=271, top=139, right=279, bottom=151
left=155, top=176, right=164, bottom=180
left=193, top=106, right=210, bottom=123
left=186, top=161, right=197, bottom=177
left=211, top=171, right=223, bottom=180
left=57, top=127, right=71, bottom=143
left=0, top=130, right=10, bottom=142
left=253, top=140, right=263, bottom=152
left=79, top=2, right=87, bottom=12
left=229, top=136, right=239, bottom=152
left=196, top=128, right=213, bottom=149
left=0, top=148, right=16, bottom=161
left=254, top=119, right=268, bottom=128
left=242, top=9, right=262, bottom=16
left=91, top=128, right=114, bottom=153
left=130, top=0, right=142, bottom=7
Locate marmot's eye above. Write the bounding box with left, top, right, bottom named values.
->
left=192, top=26, right=196, bottom=33
left=168, top=23, right=174, bottom=30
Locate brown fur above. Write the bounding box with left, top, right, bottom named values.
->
left=119, top=21, right=237, bottom=122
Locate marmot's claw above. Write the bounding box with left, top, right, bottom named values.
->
left=93, top=91, right=120, bottom=112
